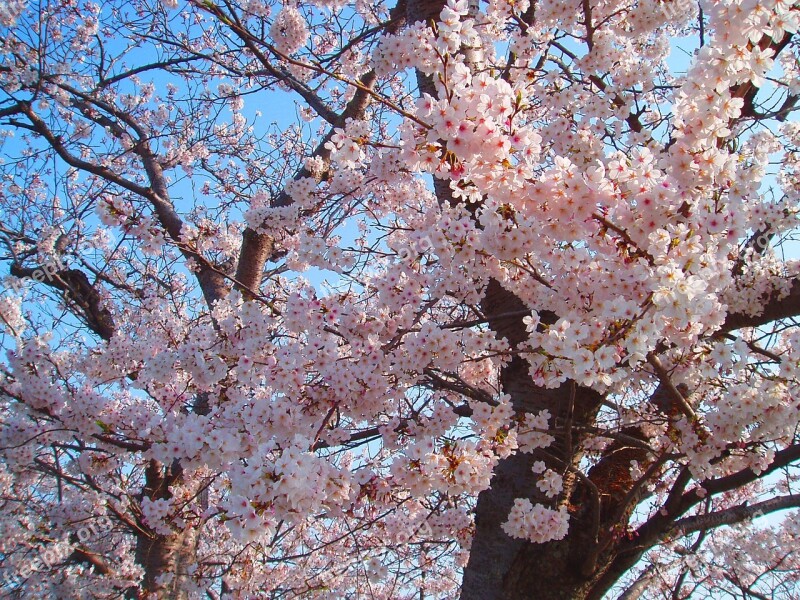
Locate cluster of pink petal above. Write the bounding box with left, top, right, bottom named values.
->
left=269, top=6, right=309, bottom=55
left=2, top=0, right=800, bottom=596
left=501, top=498, right=570, bottom=544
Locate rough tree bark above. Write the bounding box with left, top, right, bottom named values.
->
left=403, top=0, right=679, bottom=598
left=132, top=459, right=201, bottom=600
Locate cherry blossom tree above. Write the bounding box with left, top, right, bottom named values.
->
left=1, top=0, right=800, bottom=598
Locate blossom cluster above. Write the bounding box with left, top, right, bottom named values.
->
left=1, top=0, right=800, bottom=597
left=501, top=498, right=570, bottom=544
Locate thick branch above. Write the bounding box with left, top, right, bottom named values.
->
left=17, top=101, right=228, bottom=308
left=233, top=74, right=383, bottom=294
left=66, top=546, right=113, bottom=575
left=588, top=442, right=800, bottom=599
left=722, top=277, right=800, bottom=332
left=671, top=494, right=800, bottom=537
left=224, top=0, right=405, bottom=296
left=646, top=354, right=696, bottom=420
left=17, top=103, right=152, bottom=198
left=617, top=564, right=657, bottom=600
left=10, top=262, right=116, bottom=341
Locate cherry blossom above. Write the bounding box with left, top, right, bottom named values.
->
left=0, top=0, right=799, bottom=598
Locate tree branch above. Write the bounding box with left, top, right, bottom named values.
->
left=646, top=354, right=696, bottom=420
left=10, top=262, right=116, bottom=341
left=17, top=102, right=153, bottom=198
left=617, top=564, right=658, bottom=600
left=722, top=277, right=800, bottom=332
left=671, top=494, right=800, bottom=537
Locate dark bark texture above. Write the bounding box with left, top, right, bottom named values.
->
left=404, top=1, right=664, bottom=598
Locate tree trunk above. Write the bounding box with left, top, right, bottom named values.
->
left=462, top=453, right=598, bottom=600
left=461, top=281, right=606, bottom=600
left=134, top=459, right=199, bottom=599
left=400, top=0, right=646, bottom=593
